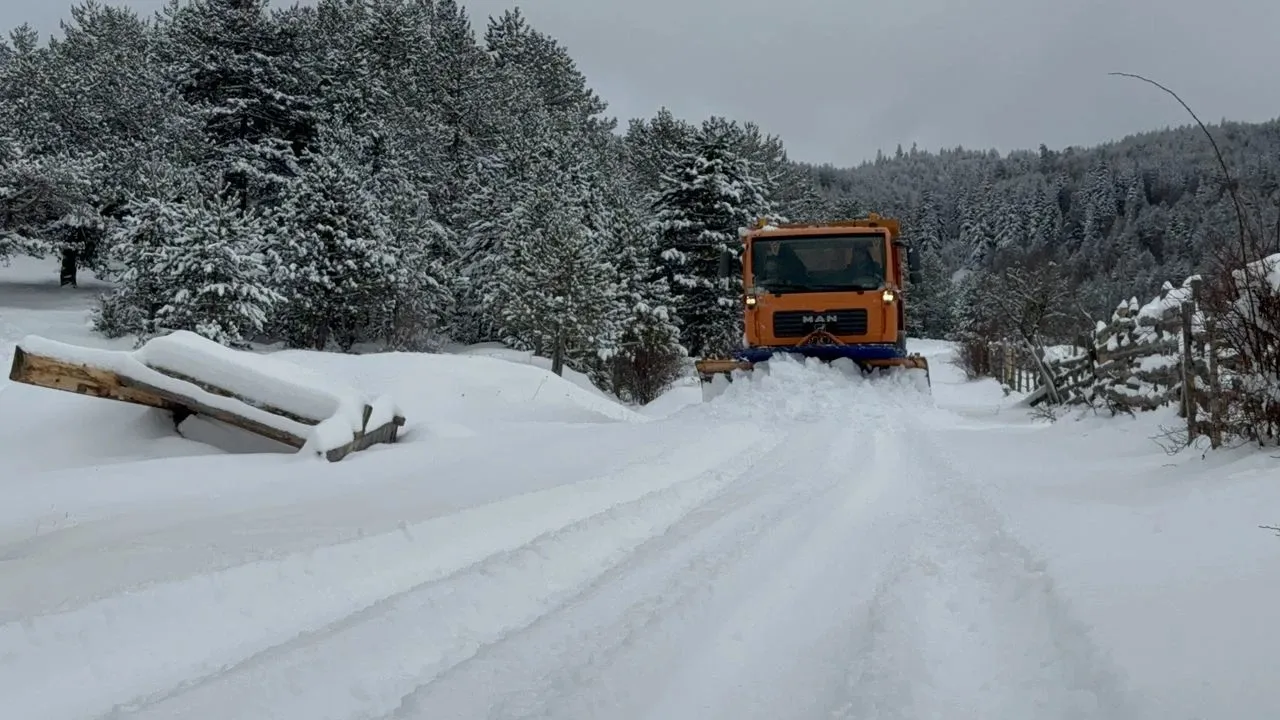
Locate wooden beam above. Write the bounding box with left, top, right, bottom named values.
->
left=326, top=416, right=406, bottom=462
left=10, top=346, right=180, bottom=411
left=7, top=340, right=406, bottom=461
left=10, top=346, right=312, bottom=448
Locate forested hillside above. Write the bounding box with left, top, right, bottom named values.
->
left=2, top=0, right=1276, bottom=403
left=809, top=120, right=1280, bottom=333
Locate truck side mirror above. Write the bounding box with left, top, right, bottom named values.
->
left=907, top=246, right=922, bottom=285
left=718, top=249, right=734, bottom=278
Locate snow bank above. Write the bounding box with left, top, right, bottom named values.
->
left=449, top=341, right=621, bottom=400
left=638, top=378, right=703, bottom=418
left=14, top=331, right=400, bottom=458
left=2, top=339, right=641, bottom=475
left=273, top=348, right=644, bottom=427
left=924, top=405, right=1280, bottom=719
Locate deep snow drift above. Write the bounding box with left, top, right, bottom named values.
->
left=2, top=255, right=1278, bottom=720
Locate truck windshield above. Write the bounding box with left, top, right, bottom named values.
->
left=750, top=233, right=886, bottom=293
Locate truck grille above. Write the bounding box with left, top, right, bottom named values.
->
left=772, top=309, right=868, bottom=338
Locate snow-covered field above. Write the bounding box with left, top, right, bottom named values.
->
left=2, top=255, right=1278, bottom=719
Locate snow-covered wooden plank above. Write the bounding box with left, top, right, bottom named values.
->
left=7, top=331, right=405, bottom=462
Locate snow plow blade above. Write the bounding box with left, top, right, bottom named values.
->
left=695, top=346, right=930, bottom=401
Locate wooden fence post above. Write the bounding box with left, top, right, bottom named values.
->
left=1181, top=298, right=1197, bottom=444
left=1206, top=314, right=1222, bottom=448
left=1003, top=342, right=1012, bottom=387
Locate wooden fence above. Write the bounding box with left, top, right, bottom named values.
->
left=985, top=340, right=1092, bottom=403
left=987, top=342, right=1039, bottom=394
left=991, top=276, right=1229, bottom=448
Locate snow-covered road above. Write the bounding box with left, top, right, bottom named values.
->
left=2, top=357, right=1134, bottom=720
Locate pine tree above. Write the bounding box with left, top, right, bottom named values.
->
left=96, top=194, right=181, bottom=340
left=623, top=108, right=697, bottom=197
left=652, top=126, right=768, bottom=358
left=101, top=180, right=280, bottom=347
left=609, top=248, right=686, bottom=402
left=949, top=268, right=998, bottom=343
left=493, top=176, right=620, bottom=377
left=148, top=193, right=282, bottom=347
left=905, top=193, right=954, bottom=337
left=597, top=166, right=685, bottom=403
left=160, top=0, right=318, bottom=210
left=374, top=168, right=456, bottom=351
left=271, top=141, right=398, bottom=351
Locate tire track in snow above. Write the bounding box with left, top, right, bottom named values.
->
left=96, top=424, right=795, bottom=720
left=0, top=424, right=683, bottom=623
left=631, top=413, right=932, bottom=720
left=5, top=425, right=772, bottom=720
left=376, top=380, right=932, bottom=719
left=108, top=377, right=916, bottom=720
left=834, top=419, right=1140, bottom=720
left=382, top=414, right=884, bottom=720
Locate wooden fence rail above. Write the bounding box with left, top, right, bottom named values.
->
left=998, top=276, right=1229, bottom=447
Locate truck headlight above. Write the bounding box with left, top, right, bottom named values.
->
left=882, top=289, right=895, bottom=303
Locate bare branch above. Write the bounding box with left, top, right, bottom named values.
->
left=1108, top=71, right=1249, bottom=248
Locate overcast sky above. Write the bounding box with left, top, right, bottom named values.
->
left=10, top=0, right=1280, bottom=165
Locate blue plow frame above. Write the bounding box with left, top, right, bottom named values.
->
left=694, top=341, right=930, bottom=385
left=734, top=343, right=905, bottom=364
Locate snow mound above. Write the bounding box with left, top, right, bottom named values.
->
left=2, top=340, right=644, bottom=474
left=638, top=378, right=704, bottom=418
left=449, top=342, right=620, bottom=402
left=272, top=349, right=645, bottom=430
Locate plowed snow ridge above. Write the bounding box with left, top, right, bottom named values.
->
left=3, top=357, right=1136, bottom=720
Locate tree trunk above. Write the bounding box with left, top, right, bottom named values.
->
left=551, top=328, right=566, bottom=376
left=59, top=248, right=78, bottom=288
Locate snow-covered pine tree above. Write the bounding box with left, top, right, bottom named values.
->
left=961, top=179, right=999, bottom=268
left=159, top=0, right=317, bottom=210
left=372, top=165, right=456, bottom=351
left=147, top=192, right=281, bottom=347
left=454, top=10, right=617, bottom=347
left=652, top=125, right=768, bottom=359
left=451, top=96, right=550, bottom=345
left=100, top=177, right=280, bottom=347
left=605, top=195, right=686, bottom=403
left=622, top=108, right=698, bottom=198
left=484, top=8, right=608, bottom=135
left=422, top=0, right=502, bottom=233
left=271, top=137, right=398, bottom=352
left=10, top=3, right=203, bottom=282
left=493, top=168, right=620, bottom=377
left=94, top=194, right=179, bottom=340
left=0, top=149, right=96, bottom=264
left=578, top=133, right=686, bottom=400
left=904, top=193, right=954, bottom=337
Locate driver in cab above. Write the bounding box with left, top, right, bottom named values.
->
left=846, top=245, right=883, bottom=285
left=756, top=241, right=806, bottom=288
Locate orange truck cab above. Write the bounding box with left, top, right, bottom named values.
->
left=694, top=214, right=930, bottom=384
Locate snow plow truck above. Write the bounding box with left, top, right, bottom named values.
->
left=695, top=214, right=930, bottom=393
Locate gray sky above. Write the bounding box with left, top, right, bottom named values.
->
left=11, top=0, right=1280, bottom=165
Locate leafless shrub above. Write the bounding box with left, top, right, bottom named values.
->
left=1112, top=72, right=1280, bottom=446
left=952, top=338, right=993, bottom=381
left=951, top=256, right=1084, bottom=395
left=608, top=341, right=686, bottom=406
